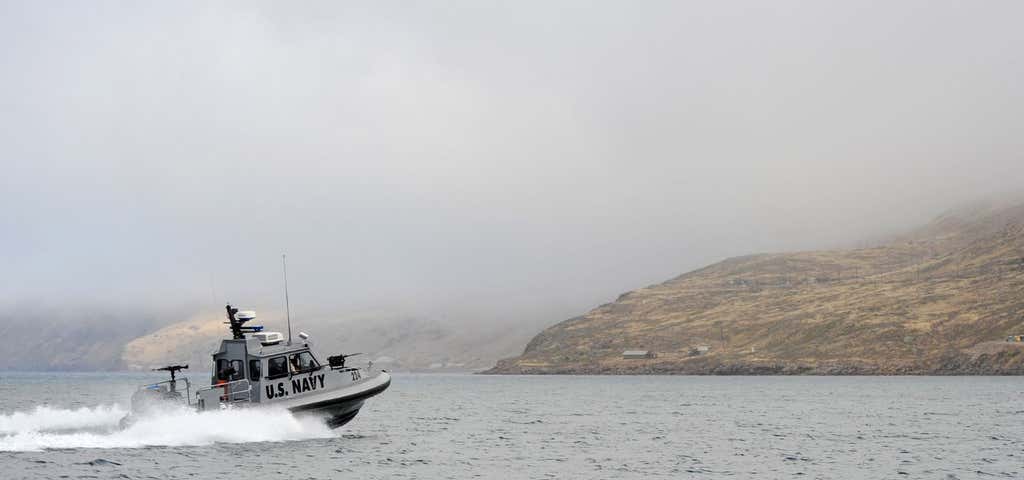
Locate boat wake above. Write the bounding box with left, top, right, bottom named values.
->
left=0, top=404, right=334, bottom=452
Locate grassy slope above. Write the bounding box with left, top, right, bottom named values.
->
left=488, top=202, right=1024, bottom=374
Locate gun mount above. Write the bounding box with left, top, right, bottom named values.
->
left=153, top=364, right=188, bottom=381
left=327, top=353, right=363, bottom=369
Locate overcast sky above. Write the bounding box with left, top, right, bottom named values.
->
left=1, top=1, right=1022, bottom=327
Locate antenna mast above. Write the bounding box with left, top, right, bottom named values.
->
left=282, top=254, right=292, bottom=344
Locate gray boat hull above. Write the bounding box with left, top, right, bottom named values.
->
left=288, top=373, right=391, bottom=428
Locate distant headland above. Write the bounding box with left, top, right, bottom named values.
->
left=486, top=198, right=1024, bottom=375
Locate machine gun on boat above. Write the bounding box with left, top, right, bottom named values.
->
left=119, top=364, right=191, bottom=428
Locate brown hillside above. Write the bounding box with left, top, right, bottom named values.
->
left=487, top=202, right=1024, bottom=375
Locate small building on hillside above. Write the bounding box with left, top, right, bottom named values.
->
left=623, top=350, right=656, bottom=359
left=688, top=345, right=711, bottom=356
left=1007, top=335, right=1024, bottom=343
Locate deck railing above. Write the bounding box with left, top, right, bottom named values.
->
left=195, top=379, right=252, bottom=410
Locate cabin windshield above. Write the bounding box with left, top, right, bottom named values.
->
left=217, top=359, right=244, bottom=382
left=268, top=356, right=288, bottom=378
left=289, top=351, right=320, bottom=373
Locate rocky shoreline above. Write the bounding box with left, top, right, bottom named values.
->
left=482, top=348, right=1024, bottom=375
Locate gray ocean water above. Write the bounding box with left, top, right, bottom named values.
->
left=0, top=372, right=1020, bottom=479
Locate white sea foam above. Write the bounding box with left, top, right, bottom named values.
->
left=0, top=405, right=127, bottom=435
left=0, top=404, right=334, bottom=451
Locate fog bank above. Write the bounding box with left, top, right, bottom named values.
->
left=2, top=1, right=1022, bottom=329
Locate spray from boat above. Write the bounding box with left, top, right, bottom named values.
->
left=0, top=403, right=334, bottom=452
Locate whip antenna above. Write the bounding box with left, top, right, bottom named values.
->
left=282, top=253, right=292, bottom=344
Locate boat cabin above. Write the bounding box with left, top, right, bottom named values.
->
left=201, top=305, right=327, bottom=407
left=211, top=337, right=323, bottom=387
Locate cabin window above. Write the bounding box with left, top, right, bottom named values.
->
left=230, top=360, right=244, bottom=381
left=249, top=359, right=261, bottom=382
left=216, top=359, right=230, bottom=381
left=289, top=351, right=319, bottom=374
left=219, top=359, right=244, bottom=381
left=268, top=356, right=288, bottom=378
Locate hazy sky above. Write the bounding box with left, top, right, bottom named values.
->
left=2, top=1, right=1022, bottom=326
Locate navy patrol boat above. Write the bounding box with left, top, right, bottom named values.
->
left=122, top=304, right=391, bottom=428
